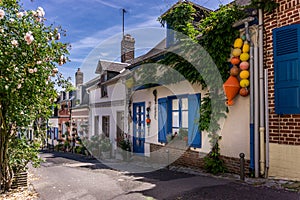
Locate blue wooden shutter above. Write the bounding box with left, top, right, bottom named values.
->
left=273, top=24, right=300, bottom=114
left=158, top=98, right=168, bottom=143
left=188, top=93, right=201, bottom=148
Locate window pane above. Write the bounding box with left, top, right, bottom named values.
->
left=181, top=98, right=188, bottom=110
left=172, top=99, right=179, bottom=110
left=172, top=112, right=179, bottom=127
left=182, top=111, right=188, bottom=128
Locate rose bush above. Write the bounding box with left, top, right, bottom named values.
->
left=0, top=0, right=71, bottom=191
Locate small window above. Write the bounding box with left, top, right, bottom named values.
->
left=94, top=116, right=99, bottom=135
left=171, top=97, right=188, bottom=135
left=101, top=85, right=108, bottom=97
left=102, top=116, right=110, bottom=138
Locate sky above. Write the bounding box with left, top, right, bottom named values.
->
left=21, top=0, right=233, bottom=84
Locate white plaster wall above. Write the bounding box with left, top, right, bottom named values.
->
left=130, top=80, right=250, bottom=159
left=219, top=95, right=250, bottom=159
left=88, top=80, right=127, bottom=150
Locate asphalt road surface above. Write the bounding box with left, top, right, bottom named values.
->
left=29, top=152, right=300, bottom=200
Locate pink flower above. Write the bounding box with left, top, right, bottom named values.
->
left=52, top=68, right=58, bottom=73
left=59, top=55, right=66, bottom=66
left=28, top=68, right=34, bottom=74
left=17, top=84, right=22, bottom=89
left=17, top=12, right=24, bottom=18
left=36, top=61, right=42, bottom=65
left=34, top=67, right=38, bottom=72
left=36, top=7, right=45, bottom=17
left=0, top=9, right=5, bottom=20
left=11, top=39, right=18, bottom=47
left=24, top=32, right=34, bottom=45
left=35, top=17, right=42, bottom=22
left=56, top=33, right=60, bottom=40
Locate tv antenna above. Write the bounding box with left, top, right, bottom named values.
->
left=122, top=8, right=127, bottom=37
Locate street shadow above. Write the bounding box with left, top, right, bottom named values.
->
left=40, top=150, right=111, bottom=169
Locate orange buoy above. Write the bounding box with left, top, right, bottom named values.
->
left=223, top=75, right=240, bottom=106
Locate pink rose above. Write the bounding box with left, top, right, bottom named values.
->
left=17, top=12, right=24, bottom=18
left=28, top=68, right=34, bottom=74
left=24, top=32, right=34, bottom=45
left=11, top=39, right=18, bottom=47
left=0, top=9, right=5, bottom=20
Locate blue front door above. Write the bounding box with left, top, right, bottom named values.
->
left=133, top=102, right=145, bottom=154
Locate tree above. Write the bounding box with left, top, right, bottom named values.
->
left=0, top=0, right=70, bottom=191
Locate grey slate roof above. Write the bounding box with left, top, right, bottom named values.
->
left=127, top=38, right=166, bottom=69
left=95, top=60, right=128, bottom=74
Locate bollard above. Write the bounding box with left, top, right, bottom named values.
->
left=239, top=153, right=245, bottom=181
left=166, top=149, right=170, bottom=169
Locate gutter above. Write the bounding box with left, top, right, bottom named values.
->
left=258, top=7, right=266, bottom=177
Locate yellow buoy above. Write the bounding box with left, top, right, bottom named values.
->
left=240, top=79, right=250, bottom=87
left=232, top=48, right=242, bottom=57
left=240, top=53, right=250, bottom=61
left=242, top=41, right=250, bottom=53
left=239, top=70, right=250, bottom=79
left=234, top=38, right=243, bottom=48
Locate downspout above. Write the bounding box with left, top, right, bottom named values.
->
left=254, top=29, right=260, bottom=178
left=264, top=69, right=269, bottom=178
left=247, top=22, right=255, bottom=174
left=258, top=7, right=266, bottom=177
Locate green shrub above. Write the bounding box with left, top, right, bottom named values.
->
left=100, top=138, right=111, bottom=152
left=119, top=139, right=131, bottom=152
left=204, top=142, right=227, bottom=175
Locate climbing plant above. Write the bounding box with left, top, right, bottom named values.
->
left=157, top=2, right=246, bottom=174
left=249, top=0, right=279, bottom=13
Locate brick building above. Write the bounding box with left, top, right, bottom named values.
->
left=264, top=0, right=300, bottom=180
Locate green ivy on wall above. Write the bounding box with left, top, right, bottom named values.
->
left=158, top=2, right=245, bottom=138
left=157, top=2, right=246, bottom=174
left=249, top=0, right=279, bottom=13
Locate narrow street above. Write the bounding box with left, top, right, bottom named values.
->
left=29, top=151, right=300, bottom=200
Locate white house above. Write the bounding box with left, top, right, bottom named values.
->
left=87, top=60, right=129, bottom=154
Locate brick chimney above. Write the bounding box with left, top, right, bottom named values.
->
left=121, top=34, right=135, bottom=63
left=75, top=68, right=83, bottom=87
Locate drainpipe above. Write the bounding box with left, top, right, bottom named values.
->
left=246, top=20, right=255, bottom=174
left=258, top=7, right=265, bottom=177
left=264, top=69, right=269, bottom=178
left=254, top=35, right=259, bottom=178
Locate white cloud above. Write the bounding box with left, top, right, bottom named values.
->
left=69, top=58, right=85, bottom=63
left=92, top=0, right=121, bottom=9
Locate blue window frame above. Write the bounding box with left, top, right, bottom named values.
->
left=158, top=93, right=201, bottom=148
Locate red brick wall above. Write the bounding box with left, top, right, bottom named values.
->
left=150, top=144, right=251, bottom=176
left=265, top=0, right=300, bottom=145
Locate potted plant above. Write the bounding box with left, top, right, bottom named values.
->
left=100, top=137, right=112, bottom=159
left=179, top=128, right=188, bottom=145
left=119, top=138, right=131, bottom=161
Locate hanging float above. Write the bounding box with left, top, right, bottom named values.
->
left=223, top=75, right=240, bottom=106
left=224, top=36, right=251, bottom=105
